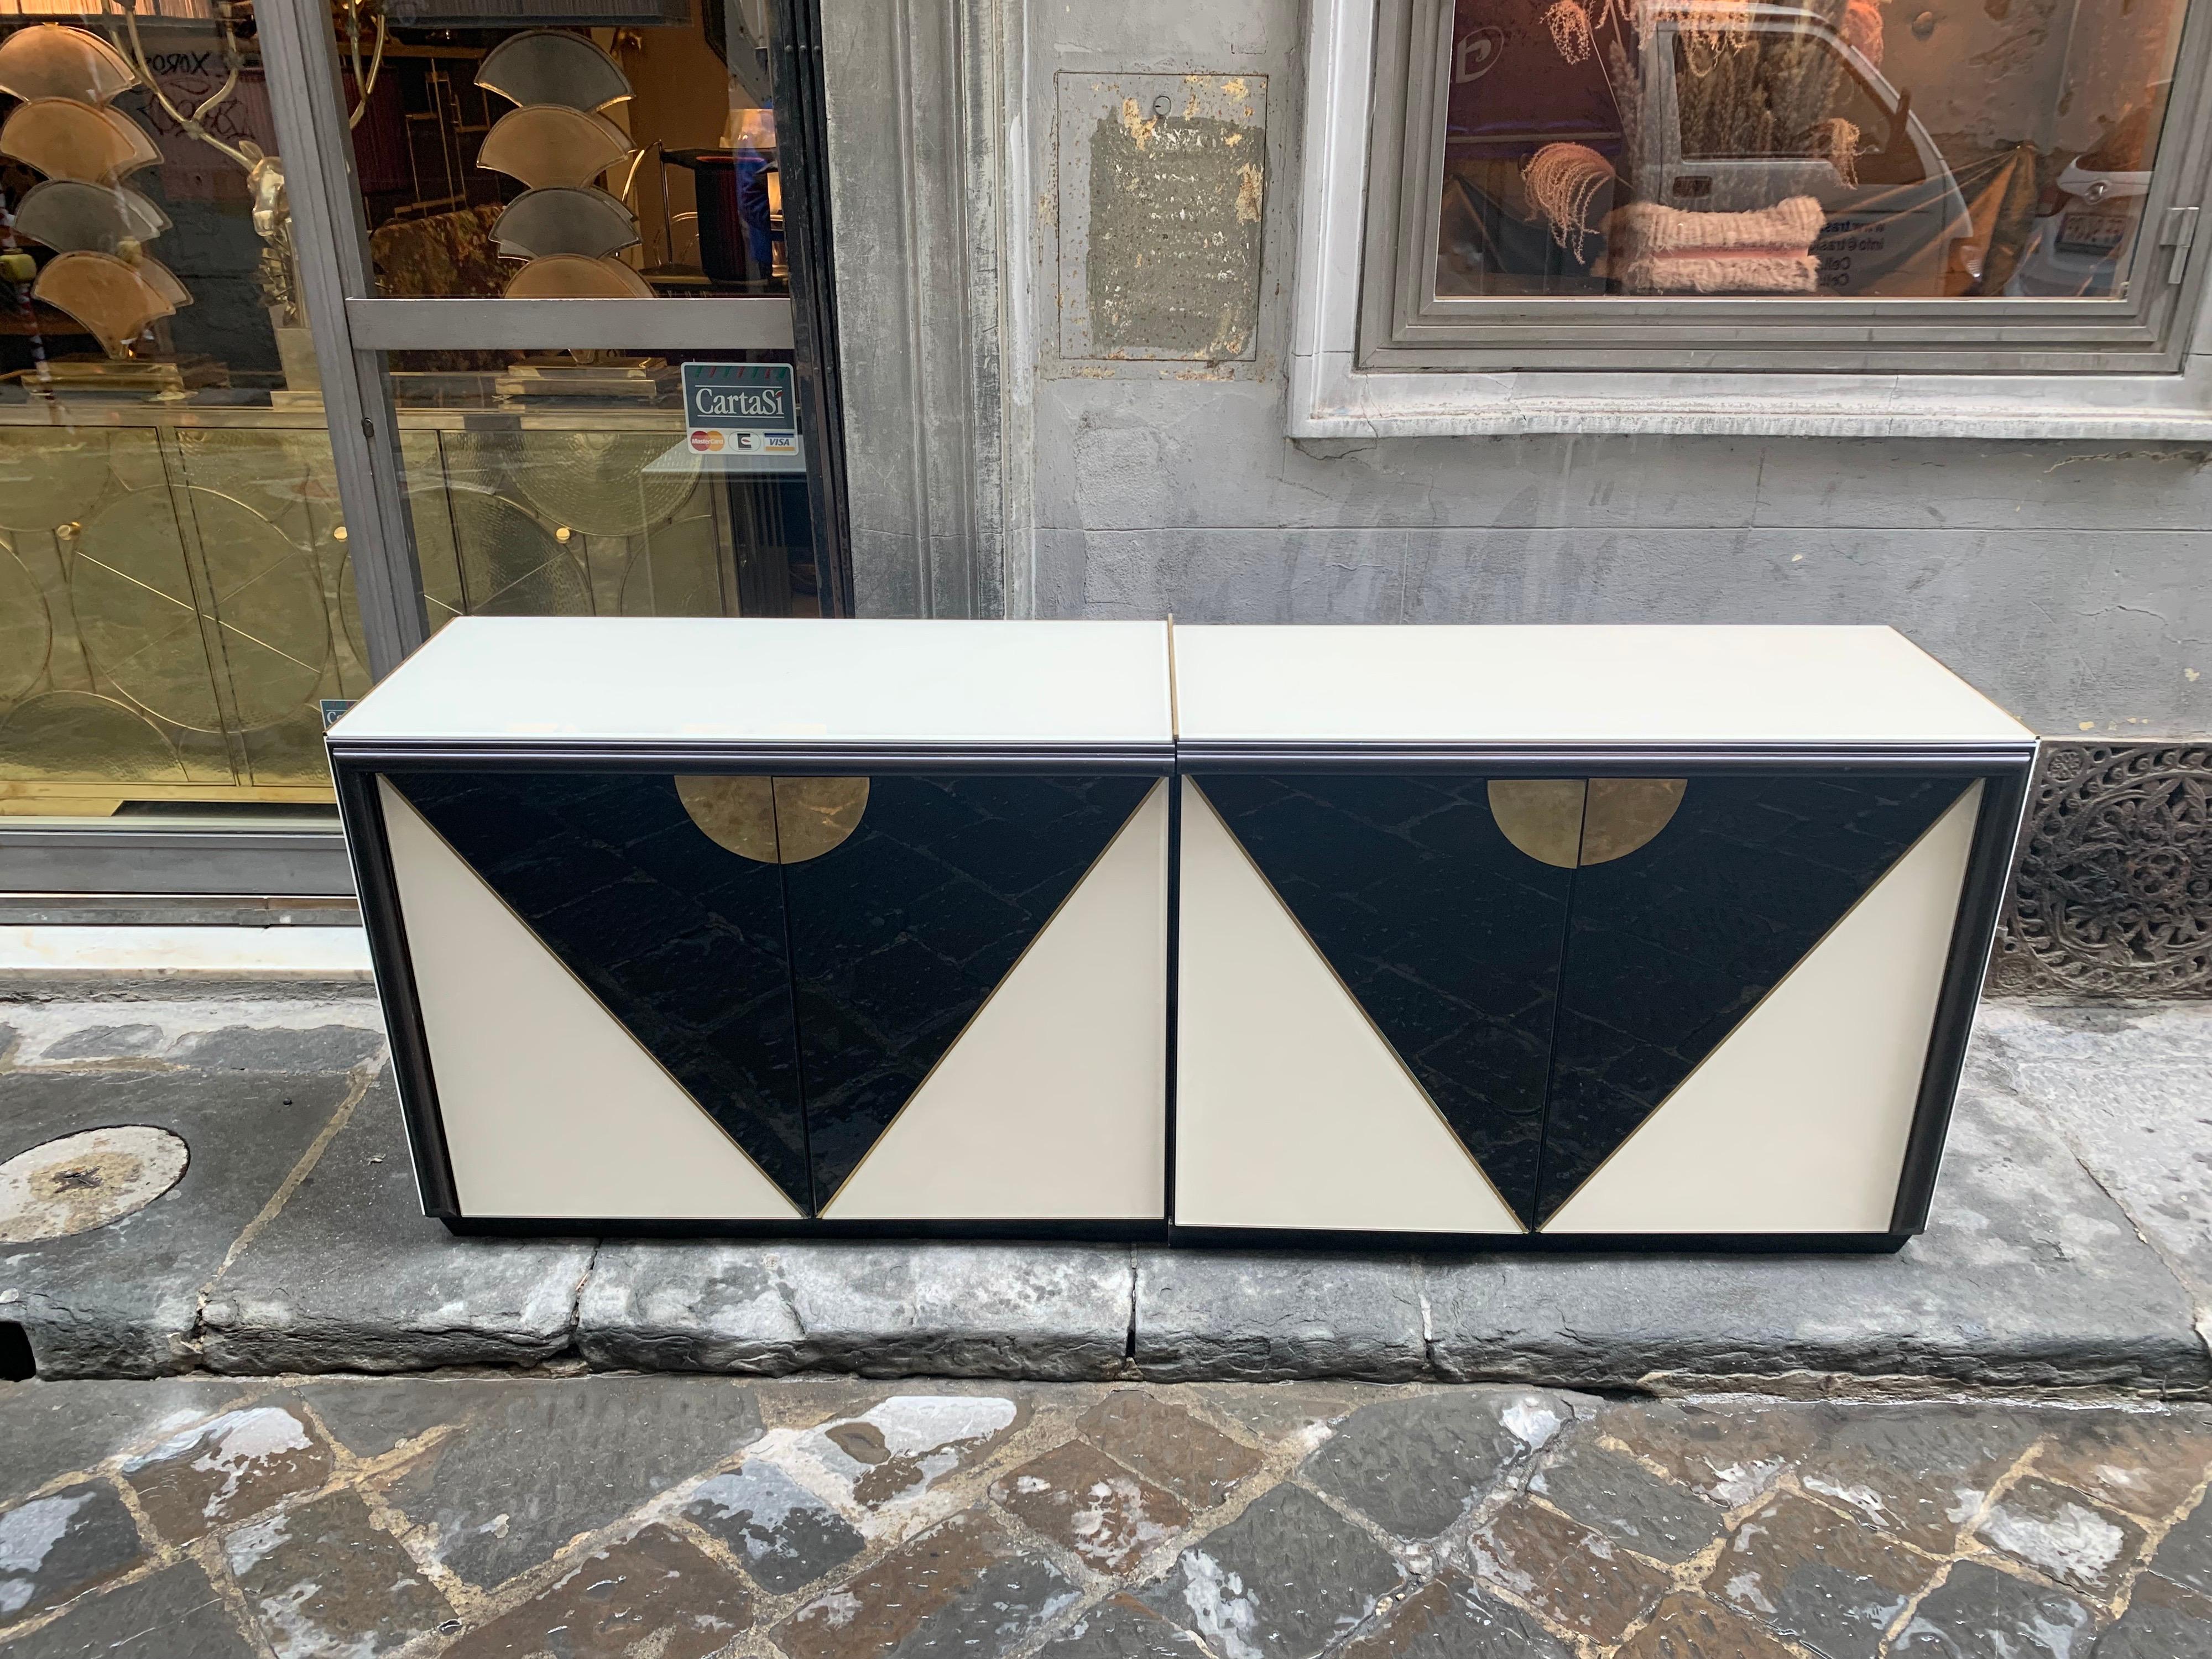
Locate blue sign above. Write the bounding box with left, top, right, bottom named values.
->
left=680, top=361, right=803, bottom=474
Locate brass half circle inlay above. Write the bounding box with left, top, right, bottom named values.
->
left=678, top=775, right=869, bottom=863
left=1580, top=777, right=1687, bottom=864
left=1488, top=777, right=1687, bottom=868
left=1486, top=779, right=1586, bottom=869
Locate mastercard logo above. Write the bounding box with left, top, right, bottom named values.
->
left=688, top=430, right=725, bottom=452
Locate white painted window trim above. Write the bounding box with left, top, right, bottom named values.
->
left=1290, top=0, right=2212, bottom=439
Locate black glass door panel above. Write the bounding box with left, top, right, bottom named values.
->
left=391, top=770, right=808, bottom=1208
left=1193, top=773, right=1574, bottom=1227
left=1535, top=773, right=1976, bottom=1225
left=781, top=774, right=1157, bottom=1206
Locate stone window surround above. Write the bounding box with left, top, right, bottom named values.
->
left=1292, top=0, right=2212, bottom=441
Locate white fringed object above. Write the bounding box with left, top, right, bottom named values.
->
left=1524, top=143, right=1617, bottom=262
left=1609, top=195, right=1825, bottom=294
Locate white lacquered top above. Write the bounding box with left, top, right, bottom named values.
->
left=1171, top=625, right=2033, bottom=748
left=327, top=618, right=1175, bottom=752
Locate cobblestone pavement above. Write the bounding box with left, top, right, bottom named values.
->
left=2, top=1377, right=2210, bottom=1658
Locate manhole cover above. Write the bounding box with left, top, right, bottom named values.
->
left=0, top=1126, right=189, bottom=1244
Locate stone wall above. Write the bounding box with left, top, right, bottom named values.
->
left=819, top=0, right=2212, bottom=992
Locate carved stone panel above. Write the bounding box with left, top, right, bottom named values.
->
left=1989, top=744, right=2212, bottom=999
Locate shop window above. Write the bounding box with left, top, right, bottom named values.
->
left=337, top=0, right=786, bottom=299
left=388, top=347, right=822, bottom=625
left=0, top=7, right=361, bottom=819
left=1358, top=0, right=2212, bottom=371
left=331, top=0, right=830, bottom=625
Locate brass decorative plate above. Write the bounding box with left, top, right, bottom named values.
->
left=444, top=485, right=591, bottom=614
left=1488, top=778, right=1688, bottom=868
left=509, top=430, right=700, bottom=539
left=493, top=186, right=641, bottom=259
left=32, top=249, right=173, bottom=357
left=677, top=774, right=870, bottom=863
left=0, top=688, right=185, bottom=781
left=502, top=251, right=654, bottom=299
left=620, top=509, right=724, bottom=616
left=71, top=487, right=329, bottom=731
left=0, top=24, right=137, bottom=105
left=175, top=427, right=339, bottom=537
left=476, top=105, right=633, bottom=190
left=0, top=98, right=160, bottom=184
left=0, top=546, right=53, bottom=705
left=476, top=28, right=632, bottom=112
left=14, top=178, right=169, bottom=253
left=0, top=426, right=112, bottom=531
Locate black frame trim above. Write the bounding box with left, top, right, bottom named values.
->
left=333, top=764, right=461, bottom=1218
left=772, top=0, right=855, bottom=619
left=1179, top=742, right=2039, bottom=771
left=1890, top=761, right=2036, bottom=1233
left=445, top=1216, right=1173, bottom=1241
left=1166, top=1225, right=1913, bottom=1254
left=328, top=742, right=1176, bottom=773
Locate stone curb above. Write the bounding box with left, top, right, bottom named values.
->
left=6, top=996, right=2212, bottom=1391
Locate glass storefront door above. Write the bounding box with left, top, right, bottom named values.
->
left=0, top=0, right=846, bottom=881
left=0, top=3, right=362, bottom=821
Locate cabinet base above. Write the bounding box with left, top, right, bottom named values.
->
left=435, top=1215, right=1913, bottom=1253
left=440, top=1215, right=1175, bottom=1242
left=1164, top=1225, right=1917, bottom=1254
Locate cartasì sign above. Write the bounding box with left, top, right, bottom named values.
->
left=679, top=362, right=804, bottom=474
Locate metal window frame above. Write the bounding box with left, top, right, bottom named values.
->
left=1358, top=0, right=2212, bottom=374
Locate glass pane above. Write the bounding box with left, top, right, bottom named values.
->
left=387, top=346, right=820, bottom=620
left=1436, top=0, right=2187, bottom=298
left=0, top=9, right=361, bottom=820
left=340, top=0, right=788, bottom=298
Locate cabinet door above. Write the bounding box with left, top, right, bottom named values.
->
left=1535, top=771, right=1984, bottom=1232
left=388, top=770, right=809, bottom=1215
left=779, top=773, right=1168, bottom=1220
left=1178, top=773, right=1574, bottom=1230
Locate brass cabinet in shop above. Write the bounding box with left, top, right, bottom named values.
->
left=0, top=409, right=740, bottom=815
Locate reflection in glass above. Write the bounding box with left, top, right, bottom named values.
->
left=1436, top=0, right=2185, bottom=298
left=346, top=0, right=788, bottom=298
left=389, top=347, right=818, bottom=625
left=0, top=12, right=360, bottom=817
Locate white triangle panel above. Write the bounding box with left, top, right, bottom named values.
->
left=1543, top=782, right=1984, bottom=1235
left=822, top=782, right=1170, bottom=1219
left=1173, top=779, right=1523, bottom=1233
left=378, top=779, right=801, bottom=1219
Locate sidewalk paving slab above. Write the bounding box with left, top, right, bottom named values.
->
left=0, top=1051, right=356, bottom=1376
left=197, top=1074, right=594, bottom=1374
left=1978, top=1001, right=2212, bottom=1310
left=5, top=993, right=2212, bottom=1390
left=1420, top=1057, right=2211, bottom=1392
